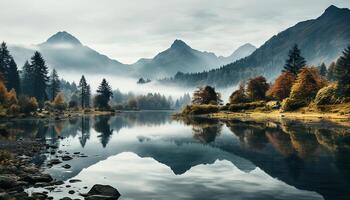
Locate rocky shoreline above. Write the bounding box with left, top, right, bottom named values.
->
left=0, top=139, right=120, bottom=200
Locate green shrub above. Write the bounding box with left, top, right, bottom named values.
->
left=182, top=104, right=219, bottom=115
left=228, top=101, right=265, bottom=112
left=281, top=97, right=305, bottom=112
left=315, top=83, right=350, bottom=105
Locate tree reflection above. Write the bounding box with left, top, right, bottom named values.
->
left=79, top=116, right=91, bottom=147
left=94, top=116, right=114, bottom=148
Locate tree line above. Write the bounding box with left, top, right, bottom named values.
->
left=185, top=44, right=350, bottom=113
left=0, top=41, right=115, bottom=115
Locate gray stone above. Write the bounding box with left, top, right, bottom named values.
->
left=87, top=184, right=120, bottom=199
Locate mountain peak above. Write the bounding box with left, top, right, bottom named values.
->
left=322, top=5, right=349, bottom=17
left=45, top=31, right=82, bottom=45
left=171, top=39, right=191, bottom=49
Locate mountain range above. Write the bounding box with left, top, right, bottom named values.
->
left=163, top=5, right=350, bottom=88
left=8, top=32, right=256, bottom=78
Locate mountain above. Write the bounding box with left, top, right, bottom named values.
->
left=163, top=5, right=350, bottom=88
left=134, top=40, right=256, bottom=78
left=9, top=31, right=132, bottom=75
left=219, top=43, right=256, bottom=64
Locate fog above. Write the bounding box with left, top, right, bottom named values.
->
left=61, top=72, right=236, bottom=103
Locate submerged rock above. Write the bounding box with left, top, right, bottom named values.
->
left=62, top=155, right=73, bottom=161
left=62, top=164, right=71, bottom=169
left=86, top=184, right=120, bottom=199
left=20, top=174, right=53, bottom=184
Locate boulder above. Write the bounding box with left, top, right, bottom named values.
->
left=0, top=175, right=19, bottom=189
left=20, top=174, right=53, bottom=184
left=85, top=195, right=118, bottom=200
left=87, top=184, right=120, bottom=199
left=62, top=155, right=73, bottom=161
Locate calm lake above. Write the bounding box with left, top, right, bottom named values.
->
left=2, top=111, right=350, bottom=200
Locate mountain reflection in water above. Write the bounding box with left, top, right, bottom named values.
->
left=1, top=111, right=349, bottom=200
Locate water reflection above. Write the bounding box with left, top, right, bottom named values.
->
left=2, top=112, right=350, bottom=200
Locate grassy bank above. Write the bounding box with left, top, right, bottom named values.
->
left=179, top=102, right=350, bottom=127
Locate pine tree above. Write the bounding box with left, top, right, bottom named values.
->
left=327, top=62, right=337, bottom=81
left=283, top=44, right=306, bottom=75
left=48, top=69, right=60, bottom=101
left=21, top=61, right=34, bottom=96
left=6, top=58, right=20, bottom=93
left=0, top=42, right=11, bottom=81
left=85, top=84, right=91, bottom=108
left=95, top=79, right=113, bottom=108
left=335, top=46, right=350, bottom=94
left=30, top=51, right=49, bottom=104
left=78, top=75, right=88, bottom=108
left=318, top=63, right=327, bottom=77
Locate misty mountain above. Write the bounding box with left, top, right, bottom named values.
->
left=9, top=31, right=132, bottom=75
left=134, top=40, right=256, bottom=78
left=163, top=5, right=350, bottom=88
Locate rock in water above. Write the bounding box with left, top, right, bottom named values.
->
left=86, top=184, right=120, bottom=199
left=85, top=195, right=118, bottom=200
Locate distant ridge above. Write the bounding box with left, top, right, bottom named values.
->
left=163, top=5, right=350, bottom=88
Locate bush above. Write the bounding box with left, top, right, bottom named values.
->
left=182, top=104, right=219, bottom=115
left=247, top=76, right=269, bottom=101
left=18, top=96, right=38, bottom=114
left=229, top=82, right=247, bottom=104
left=228, top=101, right=265, bottom=112
left=281, top=67, right=327, bottom=111
left=53, top=93, right=67, bottom=111
left=314, top=83, right=349, bottom=105
left=7, top=104, right=20, bottom=115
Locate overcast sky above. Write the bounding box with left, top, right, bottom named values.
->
left=1, top=0, right=349, bottom=64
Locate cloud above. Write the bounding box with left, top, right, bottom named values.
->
left=0, top=0, right=349, bottom=63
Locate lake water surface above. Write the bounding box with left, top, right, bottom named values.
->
left=2, top=111, right=350, bottom=200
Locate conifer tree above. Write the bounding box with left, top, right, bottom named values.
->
left=30, top=51, right=49, bottom=104
left=78, top=75, right=88, bottom=108
left=335, top=46, right=350, bottom=94
left=318, top=63, right=327, bottom=77
left=85, top=84, right=91, bottom=108
left=49, top=69, right=60, bottom=101
left=95, top=79, right=113, bottom=108
left=7, top=58, right=20, bottom=93
left=327, top=62, right=337, bottom=81
left=0, top=42, right=11, bottom=81
left=21, top=61, right=34, bottom=96
left=283, top=44, right=306, bottom=75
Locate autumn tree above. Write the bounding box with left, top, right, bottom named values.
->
left=53, top=92, right=67, bottom=111
left=281, top=67, right=327, bottom=111
left=246, top=76, right=269, bottom=101
left=266, top=72, right=296, bottom=101
left=229, top=81, right=247, bottom=104
left=283, top=44, right=306, bottom=75
left=192, top=86, right=222, bottom=105
left=334, top=46, right=350, bottom=95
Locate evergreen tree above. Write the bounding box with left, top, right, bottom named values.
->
left=335, top=46, right=350, bottom=94
left=95, top=79, right=113, bottom=109
left=78, top=75, right=88, bottom=109
left=21, top=61, right=34, bottom=96
left=85, top=84, right=91, bottom=108
left=318, top=63, right=327, bottom=77
left=30, top=51, right=49, bottom=104
left=327, top=62, right=337, bottom=81
left=48, top=69, right=60, bottom=101
left=0, top=42, right=11, bottom=81
left=283, top=44, right=306, bottom=75
left=7, top=58, right=20, bottom=93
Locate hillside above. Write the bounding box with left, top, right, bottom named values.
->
left=162, top=5, right=350, bottom=88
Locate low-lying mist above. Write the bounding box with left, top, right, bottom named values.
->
left=61, top=72, right=237, bottom=103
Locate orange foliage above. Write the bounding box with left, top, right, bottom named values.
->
left=266, top=72, right=296, bottom=101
